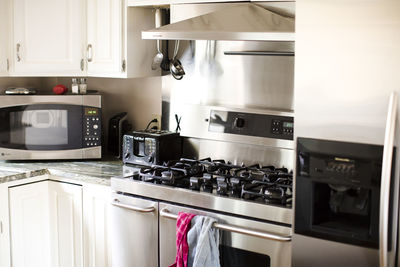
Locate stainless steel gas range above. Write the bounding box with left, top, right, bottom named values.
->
left=111, top=158, right=293, bottom=267
left=110, top=106, right=295, bottom=267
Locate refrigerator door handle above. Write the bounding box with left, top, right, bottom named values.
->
left=379, top=91, right=398, bottom=267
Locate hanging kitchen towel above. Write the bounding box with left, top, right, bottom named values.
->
left=187, top=215, right=221, bottom=267
left=169, top=212, right=197, bottom=267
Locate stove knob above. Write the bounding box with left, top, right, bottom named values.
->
left=124, top=152, right=130, bottom=160
left=234, top=118, right=245, bottom=128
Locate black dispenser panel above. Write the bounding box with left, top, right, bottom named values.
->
left=295, top=137, right=389, bottom=249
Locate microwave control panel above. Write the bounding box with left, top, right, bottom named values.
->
left=83, top=107, right=101, bottom=147
left=208, top=110, right=293, bottom=140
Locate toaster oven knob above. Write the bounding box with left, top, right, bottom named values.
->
left=124, top=152, right=130, bottom=160
left=149, top=156, right=154, bottom=163
left=93, top=124, right=99, bottom=130
left=234, top=117, right=245, bottom=128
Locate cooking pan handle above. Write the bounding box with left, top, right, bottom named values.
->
left=112, top=199, right=156, bottom=213
left=160, top=208, right=291, bottom=242
left=379, top=92, right=398, bottom=267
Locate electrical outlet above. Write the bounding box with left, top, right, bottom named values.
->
left=152, top=114, right=161, bottom=130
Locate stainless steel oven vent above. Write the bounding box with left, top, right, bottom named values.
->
left=142, top=3, right=295, bottom=42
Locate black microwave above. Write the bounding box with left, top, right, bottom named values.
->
left=0, top=94, right=102, bottom=160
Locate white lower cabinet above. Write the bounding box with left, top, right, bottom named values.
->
left=9, top=180, right=83, bottom=267
left=83, top=184, right=112, bottom=267
left=3, top=179, right=111, bottom=267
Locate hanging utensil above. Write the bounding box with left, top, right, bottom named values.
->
left=160, top=9, right=171, bottom=72
left=160, top=40, right=170, bottom=71
left=151, top=40, right=163, bottom=70
left=151, top=9, right=163, bottom=70
left=170, top=40, right=185, bottom=80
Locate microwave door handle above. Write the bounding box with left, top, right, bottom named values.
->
left=379, top=91, right=398, bottom=267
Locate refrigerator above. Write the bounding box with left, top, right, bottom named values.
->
left=292, top=1, right=400, bottom=267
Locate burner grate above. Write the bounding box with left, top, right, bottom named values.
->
left=131, top=157, right=293, bottom=207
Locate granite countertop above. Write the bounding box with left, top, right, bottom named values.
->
left=0, top=159, right=124, bottom=186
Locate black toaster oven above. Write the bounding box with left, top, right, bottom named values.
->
left=122, top=130, right=182, bottom=166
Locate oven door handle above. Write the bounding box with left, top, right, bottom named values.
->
left=379, top=92, right=398, bottom=267
left=160, top=208, right=291, bottom=242
left=112, top=199, right=156, bottom=213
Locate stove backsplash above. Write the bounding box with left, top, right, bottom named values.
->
left=182, top=138, right=294, bottom=169
left=161, top=5, right=295, bottom=169
left=162, top=43, right=295, bottom=169
left=162, top=40, right=294, bottom=112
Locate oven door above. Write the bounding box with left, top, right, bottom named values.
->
left=159, top=202, right=292, bottom=267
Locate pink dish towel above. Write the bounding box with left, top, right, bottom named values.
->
left=169, top=212, right=196, bottom=267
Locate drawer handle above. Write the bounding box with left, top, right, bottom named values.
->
left=160, top=208, right=291, bottom=242
left=112, top=199, right=155, bottom=213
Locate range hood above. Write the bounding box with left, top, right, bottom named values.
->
left=141, top=4, right=295, bottom=42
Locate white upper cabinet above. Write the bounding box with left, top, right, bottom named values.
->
left=7, top=0, right=159, bottom=77
left=0, top=0, right=10, bottom=76
left=86, top=2, right=159, bottom=78
left=86, top=0, right=123, bottom=77
left=11, top=0, right=85, bottom=76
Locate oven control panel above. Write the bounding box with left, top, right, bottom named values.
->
left=83, top=107, right=101, bottom=147
left=208, top=110, right=293, bottom=140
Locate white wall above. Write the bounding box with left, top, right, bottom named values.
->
left=295, top=0, right=400, bottom=145
left=0, top=77, right=43, bottom=91
left=52, top=77, right=162, bottom=131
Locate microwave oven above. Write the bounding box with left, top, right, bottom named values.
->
left=0, top=94, right=102, bottom=160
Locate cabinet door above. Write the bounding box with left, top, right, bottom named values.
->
left=0, top=0, right=10, bottom=76
left=9, top=181, right=51, bottom=267
left=9, top=181, right=83, bottom=267
left=0, top=184, right=11, bottom=267
left=48, top=181, right=83, bottom=267
left=86, top=0, right=123, bottom=77
left=83, top=184, right=112, bottom=267
left=12, top=0, right=85, bottom=76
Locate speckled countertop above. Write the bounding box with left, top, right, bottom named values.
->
left=0, top=159, right=124, bottom=186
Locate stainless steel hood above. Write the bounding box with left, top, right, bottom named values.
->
left=141, top=4, right=295, bottom=41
